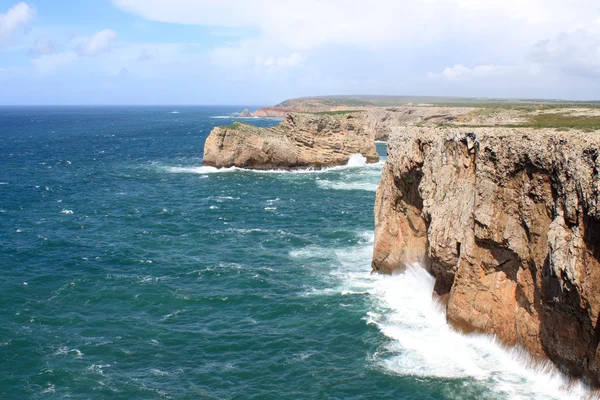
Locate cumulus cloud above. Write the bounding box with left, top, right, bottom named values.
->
left=32, top=29, right=118, bottom=73
left=111, top=0, right=600, bottom=50
left=109, top=0, right=600, bottom=93
left=0, top=2, right=35, bottom=44
left=77, top=29, right=117, bottom=57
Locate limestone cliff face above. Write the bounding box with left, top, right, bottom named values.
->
left=252, top=106, right=476, bottom=140
left=363, top=106, right=474, bottom=141
left=203, top=113, right=378, bottom=169
left=373, top=126, right=600, bottom=386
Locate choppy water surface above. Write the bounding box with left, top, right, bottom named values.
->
left=0, top=106, right=588, bottom=399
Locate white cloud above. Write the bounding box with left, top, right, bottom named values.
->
left=111, top=0, right=600, bottom=50
left=254, top=53, right=304, bottom=74
left=110, top=0, right=600, bottom=92
left=429, top=64, right=508, bottom=80
left=30, top=38, right=54, bottom=55
left=32, top=52, right=78, bottom=73
left=77, top=29, right=117, bottom=57
left=31, top=29, right=119, bottom=73
left=531, top=29, right=600, bottom=78
left=0, top=2, right=35, bottom=44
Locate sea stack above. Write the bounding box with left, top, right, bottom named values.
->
left=239, top=109, right=253, bottom=117
left=202, top=112, right=378, bottom=170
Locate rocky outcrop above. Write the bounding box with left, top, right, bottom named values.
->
left=253, top=97, right=358, bottom=117
left=363, top=106, right=475, bottom=141
left=253, top=107, right=289, bottom=118
left=373, top=126, right=600, bottom=386
left=203, top=112, right=379, bottom=169
left=252, top=106, right=476, bottom=137
left=239, top=109, right=253, bottom=117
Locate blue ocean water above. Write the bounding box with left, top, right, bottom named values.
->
left=0, top=106, right=587, bottom=399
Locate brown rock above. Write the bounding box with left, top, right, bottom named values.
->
left=203, top=112, right=379, bottom=170
left=372, top=126, right=600, bottom=386
left=363, top=106, right=475, bottom=141
left=252, top=107, right=289, bottom=118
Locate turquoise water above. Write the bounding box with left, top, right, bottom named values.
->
left=0, top=107, right=587, bottom=399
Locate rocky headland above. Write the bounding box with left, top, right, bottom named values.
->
left=372, top=125, right=600, bottom=387
left=205, top=95, right=600, bottom=386
left=203, top=112, right=378, bottom=169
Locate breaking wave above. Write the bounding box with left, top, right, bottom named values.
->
left=293, top=232, right=589, bottom=400
left=161, top=154, right=384, bottom=176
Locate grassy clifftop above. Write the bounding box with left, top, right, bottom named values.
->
left=275, top=95, right=600, bottom=109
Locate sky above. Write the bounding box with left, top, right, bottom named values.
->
left=1, top=0, right=600, bottom=105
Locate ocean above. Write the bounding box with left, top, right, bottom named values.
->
left=0, top=106, right=588, bottom=399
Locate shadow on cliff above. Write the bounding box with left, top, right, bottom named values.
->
left=533, top=214, right=600, bottom=388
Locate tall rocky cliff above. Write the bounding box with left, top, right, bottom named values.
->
left=372, top=126, right=600, bottom=386
left=203, top=112, right=378, bottom=169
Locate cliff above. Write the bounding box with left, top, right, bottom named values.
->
left=252, top=106, right=477, bottom=140
left=363, top=106, right=475, bottom=141
left=372, top=126, right=600, bottom=386
left=203, top=112, right=379, bottom=169
left=252, top=107, right=289, bottom=118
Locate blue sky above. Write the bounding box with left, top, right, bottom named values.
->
left=1, top=0, right=600, bottom=104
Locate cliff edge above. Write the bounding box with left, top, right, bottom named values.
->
left=203, top=112, right=379, bottom=169
left=373, top=126, right=600, bottom=386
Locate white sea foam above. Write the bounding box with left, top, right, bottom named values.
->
left=316, top=180, right=379, bottom=191
left=87, top=364, right=110, bottom=376
left=347, top=153, right=367, bottom=167
left=296, top=231, right=590, bottom=400
left=209, top=196, right=239, bottom=201
left=166, top=165, right=239, bottom=174
left=54, top=346, right=84, bottom=358
left=41, top=384, right=56, bottom=394
left=209, top=115, right=271, bottom=119
left=162, top=156, right=385, bottom=176
left=60, top=209, right=73, bottom=215
left=150, top=368, right=169, bottom=376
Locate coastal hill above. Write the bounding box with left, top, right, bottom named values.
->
left=250, top=96, right=600, bottom=141
left=252, top=95, right=600, bottom=117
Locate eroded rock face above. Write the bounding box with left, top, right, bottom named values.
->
left=372, top=126, right=600, bottom=386
left=203, top=113, right=379, bottom=169
left=363, top=106, right=475, bottom=141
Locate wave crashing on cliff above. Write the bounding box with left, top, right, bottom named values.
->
left=161, top=154, right=382, bottom=176
left=293, top=231, right=589, bottom=400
